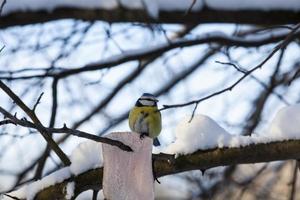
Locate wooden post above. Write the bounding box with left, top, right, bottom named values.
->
left=102, top=132, right=154, bottom=200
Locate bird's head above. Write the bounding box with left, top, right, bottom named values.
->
left=135, top=93, right=159, bottom=107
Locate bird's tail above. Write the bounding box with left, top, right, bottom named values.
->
left=153, top=138, right=160, bottom=146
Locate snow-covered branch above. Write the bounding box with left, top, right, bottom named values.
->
left=4, top=139, right=300, bottom=200
left=1, top=3, right=300, bottom=28
left=4, top=102, right=300, bottom=199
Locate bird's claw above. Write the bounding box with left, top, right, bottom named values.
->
left=154, top=176, right=161, bottom=184
left=140, top=133, right=147, bottom=139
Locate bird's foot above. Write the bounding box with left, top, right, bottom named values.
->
left=140, top=132, right=147, bottom=139
left=154, top=176, right=161, bottom=184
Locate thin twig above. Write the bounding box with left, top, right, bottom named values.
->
left=184, top=0, right=197, bottom=16
left=0, top=80, right=71, bottom=166
left=215, top=58, right=290, bottom=105
left=32, top=92, right=44, bottom=112
left=215, top=61, right=248, bottom=74
left=0, top=106, right=133, bottom=152
left=3, top=193, right=20, bottom=200
left=34, top=78, right=58, bottom=180
left=0, top=0, right=6, bottom=15
left=0, top=45, right=5, bottom=52
left=161, top=23, right=300, bottom=119
left=288, top=161, right=298, bottom=200
left=1, top=30, right=300, bottom=81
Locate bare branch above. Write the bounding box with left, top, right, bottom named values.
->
left=0, top=80, right=71, bottom=166
left=1, top=31, right=300, bottom=80
left=161, top=23, right=300, bottom=114
left=0, top=106, right=132, bottom=152
left=32, top=92, right=44, bottom=113
left=0, top=0, right=6, bottom=16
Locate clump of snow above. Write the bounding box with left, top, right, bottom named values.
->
left=70, top=140, right=103, bottom=175
left=267, top=104, right=300, bottom=139
left=65, top=182, right=75, bottom=199
left=164, top=105, right=300, bottom=156
left=164, top=115, right=232, bottom=155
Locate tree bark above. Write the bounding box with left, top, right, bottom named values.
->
left=1, top=7, right=300, bottom=28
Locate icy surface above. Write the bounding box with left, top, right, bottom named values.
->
left=1, top=0, right=300, bottom=17
left=70, top=140, right=103, bottom=175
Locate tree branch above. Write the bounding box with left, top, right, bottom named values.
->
left=1, top=31, right=300, bottom=80
left=161, top=23, right=300, bottom=113
left=0, top=0, right=6, bottom=16
left=9, top=139, right=300, bottom=199
left=0, top=7, right=300, bottom=28
left=0, top=80, right=71, bottom=166
left=0, top=106, right=132, bottom=152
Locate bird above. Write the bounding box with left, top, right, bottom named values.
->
left=129, top=93, right=161, bottom=146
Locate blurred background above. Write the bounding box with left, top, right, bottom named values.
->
left=0, top=0, right=300, bottom=199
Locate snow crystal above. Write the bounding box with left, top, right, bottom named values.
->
left=70, top=140, right=103, bottom=175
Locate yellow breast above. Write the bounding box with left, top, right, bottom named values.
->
left=128, top=106, right=161, bottom=138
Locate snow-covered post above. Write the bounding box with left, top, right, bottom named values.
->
left=102, top=132, right=154, bottom=200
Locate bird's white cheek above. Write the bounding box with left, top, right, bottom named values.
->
left=139, top=100, right=154, bottom=106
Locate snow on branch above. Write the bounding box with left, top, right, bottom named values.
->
left=3, top=139, right=300, bottom=200
left=3, top=104, right=300, bottom=199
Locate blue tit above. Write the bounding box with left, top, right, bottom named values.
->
left=129, top=93, right=161, bottom=146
